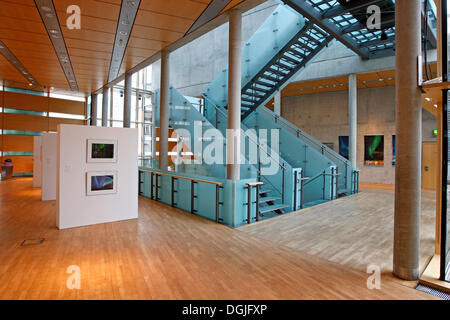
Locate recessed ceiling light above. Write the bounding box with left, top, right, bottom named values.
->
left=28, top=83, right=33, bottom=86
left=121, top=20, right=130, bottom=26
left=49, top=29, right=59, bottom=34
left=41, top=6, right=51, bottom=12
left=425, top=97, right=432, bottom=102
left=434, top=104, right=438, bottom=108
left=45, top=13, right=54, bottom=18
left=119, top=31, right=128, bottom=36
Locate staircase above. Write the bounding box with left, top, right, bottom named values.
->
left=152, top=4, right=356, bottom=222
left=236, top=22, right=332, bottom=120
left=258, top=188, right=290, bottom=218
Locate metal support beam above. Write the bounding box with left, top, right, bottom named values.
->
left=124, top=73, right=132, bottom=128
left=322, top=0, right=383, bottom=19
left=102, top=87, right=109, bottom=127
left=282, top=0, right=369, bottom=59
left=90, top=93, right=97, bottom=126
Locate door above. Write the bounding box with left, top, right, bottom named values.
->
left=422, top=142, right=437, bottom=190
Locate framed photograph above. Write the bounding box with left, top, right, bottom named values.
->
left=338, top=136, right=349, bottom=160
left=87, top=139, right=118, bottom=163
left=364, top=135, right=384, bottom=166
left=86, top=171, right=117, bottom=196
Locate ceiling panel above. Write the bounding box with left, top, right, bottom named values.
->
left=0, top=0, right=252, bottom=95
left=0, top=0, right=68, bottom=89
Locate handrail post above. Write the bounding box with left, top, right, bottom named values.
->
left=247, top=185, right=252, bottom=224
left=155, top=173, right=159, bottom=201
left=256, top=184, right=261, bottom=222
left=357, top=171, right=360, bottom=193
left=336, top=167, right=339, bottom=195
left=294, top=170, right=298, bottom=211
left=150, top=172, right=154, bottom=200
left=331, top=168, right=334, bottom=200
left=282, top=163, right=286, bottom=204
left=191, top=180, right=196, bottom=214
left=300, top=171, right=304, bottom=209
left=322, top=170, right=326, bottom=200
left=171, top=176, right=176, bottom=207
left=215, top=184, right=220, bottom=223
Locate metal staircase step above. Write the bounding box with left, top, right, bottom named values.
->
left=259, top=189, right=273, bottom=195
left=259, top=197, right=281, bottom=204
left=259, top=203, right=290, bottom=215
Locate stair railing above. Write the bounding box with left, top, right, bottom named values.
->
left=257, top=107, right=352, bottom=192
left=303, top=168, right=339, bottom=201
left=203, top=94, right=287, bottom=203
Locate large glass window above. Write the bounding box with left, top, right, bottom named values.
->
left=107, top=66, right=153, bottom=158
left=442, top=0, right=450, bottom=282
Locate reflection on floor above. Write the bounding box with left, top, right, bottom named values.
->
left=0, top=179, right=436, bottom=299
left=239, top=184, right=436, bottom=277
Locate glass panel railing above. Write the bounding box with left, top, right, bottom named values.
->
left=204, top=4, right=305, bottom=108
left=249, top=106, right=354, bottom=193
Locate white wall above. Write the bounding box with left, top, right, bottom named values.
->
left=57, top=124, right=138, bottom=229
left=33, top=136, right=42, bottom=188
left=42, top=133, right=57, bottom=201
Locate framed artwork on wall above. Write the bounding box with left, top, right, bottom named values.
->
left=86, top=171, right=117, bottom=196
left=87, top=139, right=118, bottom=163
left=392, top=135, right=396, bottom=166
left=364, top=135, right=384, bottom=166
left=339, top=136, right=349, bottom=160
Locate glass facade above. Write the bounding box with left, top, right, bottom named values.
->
left=101, top=67, right=154, bottom=159
left=442, top=0, right=450, bottom=282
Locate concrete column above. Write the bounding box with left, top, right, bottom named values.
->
left=90, top=93, right=97, bottom=126
left=159, top=50, right=170, bottom=170
left=348, top=74, right=357, bottom=168
left=102, top=87, right=109, bottom=127
left=226, top=9, right=242, bottom=181
left=274, top=91, right=281, bottom=116
left=393, top=0, right=422, bottom=281
left=123, top=73, right=132, bottom=128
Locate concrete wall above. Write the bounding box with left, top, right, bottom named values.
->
left=282, top=86, right=437, bottom=185
left=152, top=0, right=279, bottom=97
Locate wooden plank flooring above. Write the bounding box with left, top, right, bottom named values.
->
left=0, top=178, right=437, bottom=299
left=239, top=184, right=436, bottom=277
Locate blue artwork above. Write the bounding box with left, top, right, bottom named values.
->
left=392, top=135, right=396, bottom=166
left=339, top=136, right=349, bottom=160
left=91, top=175, right=114, bottom=191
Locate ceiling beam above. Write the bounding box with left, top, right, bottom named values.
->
left=34, top=0, right=78, bottom=91
left=93, top=0, right=267, bottom=94
left=186, top=0, right=232, bottom=35
left=107, top=0, right=141, bottom=83
left=0, top=40, right=41, bottom=87
left=322, top=0, right=384, bottom=19
left=359, top=35, right=396, bottom=48
left=342, top=13, right=395, bottom=33
left=282, top=0, right=370, bottom=59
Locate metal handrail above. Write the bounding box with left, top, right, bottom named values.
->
left=139, top=169, right=223, bottom=186
left=258, top=107, right=352, bottom=167
left=202, top=93, right=284, bottom=169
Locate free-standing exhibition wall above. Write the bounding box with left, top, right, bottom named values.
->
left=41, top=132, right=58, bottom=201
left=57, top=124, right=138, bottom=229
left=33, top=136, right=42, bottom=188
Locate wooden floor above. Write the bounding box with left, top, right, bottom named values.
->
left=239, top=184, right=436, bottom=278
left=0, top=178, right=437, bottom=299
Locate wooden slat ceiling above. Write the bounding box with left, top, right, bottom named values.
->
left=0, top=0, right=247, bottom=95
left=280, top=64, right=438, bottom=99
